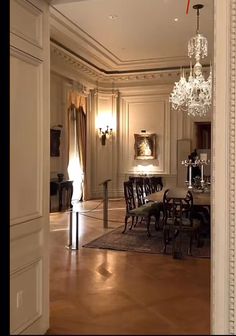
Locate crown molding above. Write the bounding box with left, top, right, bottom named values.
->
left=50, top=41, right=211, bottom=88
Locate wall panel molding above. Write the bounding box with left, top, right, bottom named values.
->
left=10, top=0, right=50, bottom=334
left=10, top=47, right=43, bottom=225
left=10, top=0, right=43, bottom=48
left=119, top=92, right=171, bottom=176
left=10, top=219, right=43, bottom=273
left=10, top=259, right=42, bottom=334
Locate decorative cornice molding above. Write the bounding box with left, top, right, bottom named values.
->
left=229, top=0, right=236, bottom=334
left=51, top=42, right=211, bottom=86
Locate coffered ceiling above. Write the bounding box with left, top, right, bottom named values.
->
left=50, top=0, right=214, bottom=73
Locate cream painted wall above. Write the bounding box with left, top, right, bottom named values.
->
left=127, top=100, right=167, bottom=173
left=87, top=89, right=119, bottom=198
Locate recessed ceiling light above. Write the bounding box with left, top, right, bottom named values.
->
left=174, top=18, right=179, bottom=22
left=108, top=14, right=118, bottom=20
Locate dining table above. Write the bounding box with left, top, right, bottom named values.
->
left=146, top=187, right=211, bottom=258
left=146, top=187, right=211, bottom=207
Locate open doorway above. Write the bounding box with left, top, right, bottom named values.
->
left=195, top=122, right=211, bottom=150
left=194, top=122, right=211, bottom=179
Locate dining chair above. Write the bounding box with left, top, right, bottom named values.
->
left=135, top=179, right=146, bottom=206
left=143, top=177, right=152, bottom=197
left=162, top=188, right=201, bottom=258
left=150, top=176, right=163, bottom=193
left=123, top=181, right=161, bottom=237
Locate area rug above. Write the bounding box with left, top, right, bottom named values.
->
left=83, top=224, right=210, bottom=259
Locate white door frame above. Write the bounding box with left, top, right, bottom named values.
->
left=45, top=0, right=236, bottom=333
left=212, top=0, right=236, bottom=334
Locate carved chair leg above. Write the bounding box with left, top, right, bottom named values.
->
left=146, top=217, right=152, bottom=237
left=172, top=230, right=183, bottom=259
left=129, top=217, right=135, bottom=230
left=188, top=232, right=193, bottom=255
left=172, top=230, right=176, bottom=257
left=196, top=228, right=201, bottom=247
left=154, top=212, right=161, bottom=231
left=122, top=216, right=129, bottom=233
left=133, top=216, right=139, bottom=227
left=162, top=228, right=168, bottom=253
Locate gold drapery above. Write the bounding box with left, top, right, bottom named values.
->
left=76, top=105, right=87, bottom=200
left=67, top=90, right=87, bottom=201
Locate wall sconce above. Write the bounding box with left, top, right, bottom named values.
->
left=98, top=125, right=113, bottom=145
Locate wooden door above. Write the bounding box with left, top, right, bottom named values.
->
left=10, top=0, right=50, bottom=334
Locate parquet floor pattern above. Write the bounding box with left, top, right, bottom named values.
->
left=47, top=199, right=210, bottom=335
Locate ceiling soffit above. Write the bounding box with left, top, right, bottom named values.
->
left=50, top=5, right=198, bottom=73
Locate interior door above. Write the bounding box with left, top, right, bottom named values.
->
left=10, top=0, right=50, bottom=334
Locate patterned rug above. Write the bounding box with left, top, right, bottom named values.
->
left=83, top=224, right=210, bottom=259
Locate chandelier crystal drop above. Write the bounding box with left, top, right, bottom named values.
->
left=169, top=4, right=212, bottom=117
left=188, top=33, right=208, bottom=61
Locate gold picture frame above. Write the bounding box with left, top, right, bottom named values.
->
left=134, top=133, right=157, bottom=160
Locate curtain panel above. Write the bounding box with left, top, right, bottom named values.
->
left=67, top=91, right=87, bottom=201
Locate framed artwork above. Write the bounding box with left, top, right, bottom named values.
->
left=50, top=129, right=61, bottom=157
left=134, top=133, right=157, bottom=160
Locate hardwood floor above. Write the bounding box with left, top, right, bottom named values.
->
left=47, top=199, right=210, bottom=335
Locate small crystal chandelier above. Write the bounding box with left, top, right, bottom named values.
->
left=169, top=4, right=212, bottom=117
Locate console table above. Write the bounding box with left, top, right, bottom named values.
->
left=50, top=179, right=73, bottom=212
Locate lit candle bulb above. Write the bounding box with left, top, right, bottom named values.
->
left=189, top=165, right=192, bottom=188
left=200, top=153, right=207, bottom=162
left=201, top=164, right=204, bottom=184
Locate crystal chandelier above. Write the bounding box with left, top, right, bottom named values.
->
left=169, top=4, right=212, bottom=117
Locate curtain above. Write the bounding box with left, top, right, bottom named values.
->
left=67, top=90, right=87, bottom=203
left=76, top=105, right=87, bottom=200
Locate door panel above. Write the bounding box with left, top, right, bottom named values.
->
left=10, top=50, right=43, bottom=224
left=10, top=0, right=50, bottom=334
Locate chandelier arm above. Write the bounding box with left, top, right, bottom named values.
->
left=196, top=7, right=199, bottom=33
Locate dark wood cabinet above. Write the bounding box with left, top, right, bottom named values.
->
left=50, top=179, right=73, bottom=212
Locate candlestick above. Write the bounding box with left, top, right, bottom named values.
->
left=189, top=165, right=192, bottom=188
left=201, top=164, right=204, bottom=186
left=181, top=156, right=210, bottom=189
